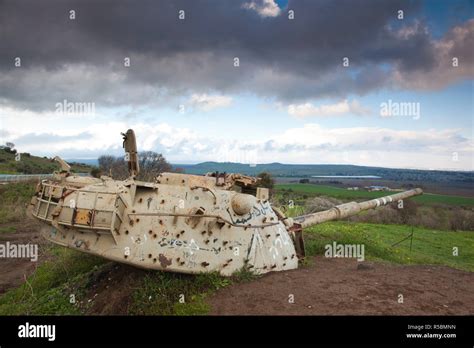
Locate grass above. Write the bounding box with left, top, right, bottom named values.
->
left=276, top=183, right=474, bottom=207
left=129, top=266, right=260, bottom=315
left=0, top=247, right=106, bottom=315
left=0, top=182, right=36, bottom=224
left=0, top=226, right=16, bottom=234
left=284, top=205, right=306, bottom=218
left=0, top=239, right=245, bottom=315
left=130, top=271, right=232, bottom=315
left=304, top=221, right=474, bottom=272
left=0, top=148, right=93, bottom=174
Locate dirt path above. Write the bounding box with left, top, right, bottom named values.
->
left=0, top=220, right=45, bottom=294
left=208, top=256, right=474, bottom=315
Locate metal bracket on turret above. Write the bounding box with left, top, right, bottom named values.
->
left=289, top=222, right=305, bottom=259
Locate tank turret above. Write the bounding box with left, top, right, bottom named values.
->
left=28, top=130, right=423, bottom=276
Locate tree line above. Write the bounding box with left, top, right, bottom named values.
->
left=95, top=151, right=179, bottom=181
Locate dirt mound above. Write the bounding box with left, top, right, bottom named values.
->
left=83, top=263, right=147, bottom=315
left=208, top=256, right=474, bottom=315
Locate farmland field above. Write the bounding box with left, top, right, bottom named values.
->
left=276, top=183, right=474, bottom=206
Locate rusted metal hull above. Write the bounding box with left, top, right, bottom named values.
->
left=29, top=174, right=298, bottom=276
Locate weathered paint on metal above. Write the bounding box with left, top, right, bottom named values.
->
left=293, top=188, right=423, bottom=229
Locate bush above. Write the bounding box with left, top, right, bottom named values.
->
left=90, top=167, right=101, bottom=178
left=450, top=207, right=474, bottom=231
left=14, top=162, right=34, bottom=174
left=306, top=196, right=341, bottom=213
left=257, top=172, right=274, bottom=189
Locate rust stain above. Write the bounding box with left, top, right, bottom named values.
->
left=74, top=209, right=91, bottom=225
left=158, top=253, right=172, bottom=268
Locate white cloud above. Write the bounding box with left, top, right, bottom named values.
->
left=287, top=100, right=371, bottom=118
left=242, top=0, right=281, bottom=18
left=1, top=106, right=471, bottom=170
left=188, top=94, right=233, bottom=111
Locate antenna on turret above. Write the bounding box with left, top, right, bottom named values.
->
left=121, top=129, right=140, bottom=178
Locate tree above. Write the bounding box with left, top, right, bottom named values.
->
left=137, top=151, right=172, bottom=181
left=2, top=142, right=16, bottom=154
left=98, top=151, right=172, bottom=181
left=98, top=155, right=127, bottom=179
left=257, top=172, right=274, bottom=189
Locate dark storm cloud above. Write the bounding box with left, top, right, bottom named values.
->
left=0, top=0, right=471, bottom=110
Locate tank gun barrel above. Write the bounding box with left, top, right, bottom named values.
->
left=293, top=188, right=423, bottom=229
left=53, top=156, right=71, bottom=172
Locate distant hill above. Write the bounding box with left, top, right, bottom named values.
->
left=176, top=162, right=473, bottom=183
left=3, top=149, right=472, bottom=184
left=65, top=158, right=99, bottom=166
left=0, top=148, right=94, bottom=174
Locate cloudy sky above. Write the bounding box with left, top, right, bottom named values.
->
left=0, top=0, right=473, bottom=170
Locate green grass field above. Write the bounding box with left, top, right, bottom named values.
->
left=276, top=183, right=474, bottom=206
left=304, top=221, right=474, bottom=272
left=0, top=182, right=36, bottom=224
